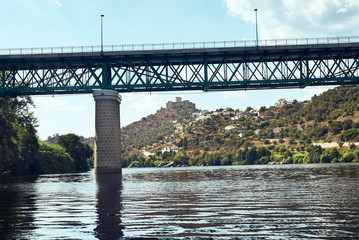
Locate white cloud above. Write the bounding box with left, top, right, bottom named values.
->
left=223, top=0, right=359, bottom=39
left=35, top=97, right=86, bottom=112
left=125, top=93, right=165, bottom=112
left=43, top=0, right=62, bottom=7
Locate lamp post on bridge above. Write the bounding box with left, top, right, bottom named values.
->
left=254, top=9, right=258, bottom=47
left=101, top=14, right=104, bottom=52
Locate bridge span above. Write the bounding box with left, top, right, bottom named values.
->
left=1, top=36, right=359, bottom=174
left=1, top=37, right=359, bottom=96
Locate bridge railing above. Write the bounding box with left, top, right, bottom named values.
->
left=1, top=36, right=358, bottom=56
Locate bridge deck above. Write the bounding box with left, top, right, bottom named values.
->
left=1, top=42, right=359, bottom=67
left=1, top=39, right=359, bottom=96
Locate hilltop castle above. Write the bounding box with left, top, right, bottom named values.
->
left=166, top=97, right=196, bottom=110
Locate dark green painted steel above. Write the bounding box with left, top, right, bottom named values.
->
left=0, top=42, right=359, bottom=96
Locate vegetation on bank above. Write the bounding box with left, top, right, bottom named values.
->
left=0, top=96, right=93, bottom=175
left=121, top=85, right=359, bottom=168
left=1, top=85, right=359, bottom=174
left=121, top=144, right=359, bottom=168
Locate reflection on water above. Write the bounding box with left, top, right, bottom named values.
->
left=95, top=173, right=123, bottom=239
left=0, top=176, right=37, bottom=239
left=30, top=173, right=97, bottom=239
left=0, top=163, right=358, bottom=239
left=121, top=164, right=359, bottom=239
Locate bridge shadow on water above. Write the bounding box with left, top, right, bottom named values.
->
left=95, top=173, right=124, bottom=240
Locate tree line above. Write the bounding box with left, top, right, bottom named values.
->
left=0, top=96, right=93, bottom=175
left=121, top=144, right=359, bottom=168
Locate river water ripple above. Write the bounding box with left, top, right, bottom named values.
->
left=1, top=164, right=359, bottom=239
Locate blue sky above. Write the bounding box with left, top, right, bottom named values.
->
left=1, top=0, right=359, bottom=139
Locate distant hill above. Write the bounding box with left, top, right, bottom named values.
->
left=46, top=86, right=359, bottom=167
left=120, top=85, right=359, bottom=167
left=45, top=134, right=95, bottom=148
left=121, top=98, right=196, bottom=152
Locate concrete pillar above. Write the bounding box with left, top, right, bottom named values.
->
left=93, top=90, right=122, bottom=174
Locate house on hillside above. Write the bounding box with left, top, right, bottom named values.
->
left=223, top=111, right=236, bottom=116
left=251, top=109, right=260, bottom=117
left=275, top=98, right=293, bottom=107
left=192, top=110, right=209, bottom=118
left=238, top=132, right=245, bottom=138
left=222, top=108, right=236, bottom=115
left=237, top=128, right=247, bottom=137
left=192, top=112, right=201, bottom=118
left=231, top=112, right=247, bottom=120
left=225, top=125, right=237, bottom=131
left=196, top=115, right=211, bottom=121
left=161, top=145, right=179, bottom=154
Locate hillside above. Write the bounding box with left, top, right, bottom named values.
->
left=122, top=104, right=194, bottom=152
left=121, top=85, right=359, bottom=167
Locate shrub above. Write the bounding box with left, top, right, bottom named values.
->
left=340, top=128, right=359, bottom=142
left=341, top=152, right=355, bottom=163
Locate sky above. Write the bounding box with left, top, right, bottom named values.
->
left=1, top=0, right=359, bottom=140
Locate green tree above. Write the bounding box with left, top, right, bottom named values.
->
left=342, top=119, right=353, bottom=130
left=35, top=142, right=74, bottom=174
left=0, top=96, right=38, bottom=175
left=257, top=146, right=271, bottom=159
left=245, top=106, right=253, bottom=113
left=320, top=150, right=331, bottom=163
left=181, top=137, right=188, bottom=150
left=173, top=152, right=185, bottom=166
left=329, top=121, right=343, bottom=135
left=341, top=152, right=354, bottom=162
left=259, top=106, right=267, bottom=113
left=58, top=134, right=93, bottom=172
left=340, top=128, right=359, bottom=142
left=245, top=147, right=258, bottom=165
left=305, top=145, right=323, bottom=163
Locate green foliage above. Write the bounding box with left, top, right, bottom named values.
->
left=304, top=145, right=323, bottom=163
left=259, top=106, right=267, bottom=113
left=320, top=148, right=340, bottom=163
left=341, top=152, right=355, bottom=163
left=128, top=161, right=142, bottom=168
left=350, top=143, right=356, bottom=150
left=35, top=142, right=74, bottom=174
left=0, top=96, right=94, bottom=175
left=263, top=139, right=270, bottom=145
left=122, top=150, right=150, bottom=168
left=58, top=134, right=93, bottom=172
left=122, top=108, right=193, bottom=151
left=293, top=153, right=306, bottom=164
left=0, top=96, right=39, bottom=175
left=178, top=137, right=188, bottom=150
left=340, top=129, right=359, bottom=142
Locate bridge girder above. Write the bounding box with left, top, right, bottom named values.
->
left=1, top=43, right=359, bottom=96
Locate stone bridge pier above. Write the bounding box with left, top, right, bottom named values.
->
left=93, top=90, right=122, bottom=174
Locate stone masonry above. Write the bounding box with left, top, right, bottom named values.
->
left=166, top=97, right=196, bottom=110
left=93, top=90, right=122, bottom=174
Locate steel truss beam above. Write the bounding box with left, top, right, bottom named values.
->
left=1, top=43, right=359, bottom=96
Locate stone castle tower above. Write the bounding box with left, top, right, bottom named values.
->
left=166, top=97, right=196, bottom=110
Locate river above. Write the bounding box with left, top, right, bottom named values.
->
left=1, top=163, right=359, bottom=239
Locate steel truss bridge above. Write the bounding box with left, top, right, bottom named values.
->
left=1, top=36, right=359, bottom=96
